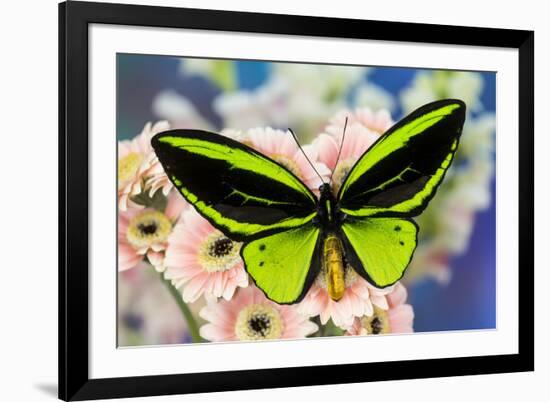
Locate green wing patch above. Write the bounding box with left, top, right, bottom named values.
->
left=242, top=224, right=321, bottom=304
left=342, top=218, right=418, bottom=287
left=152, top=130, right=317, bottom=241
left=338, top=99, right=466, bottom=218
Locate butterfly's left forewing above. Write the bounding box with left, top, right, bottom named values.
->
left=152, top=130, right=317, bottom=242
left=338, top=99, right=466, bottom=287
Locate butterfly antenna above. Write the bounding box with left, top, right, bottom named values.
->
left=329, top=116, right=348, bottom=184
left=287, top=128, right=325, bottom=184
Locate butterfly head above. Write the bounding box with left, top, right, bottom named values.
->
left=318, top=183, right=333, bottom=198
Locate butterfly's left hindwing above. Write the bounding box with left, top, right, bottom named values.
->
left=152, top=130, right=317, bottom=242
left=242, top=224, right=322, bottom=304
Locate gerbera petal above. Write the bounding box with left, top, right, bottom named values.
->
left=164, top=192, right=188, bottom=221
left=371, top=295, right=389, bottom=310
left=315, top=133, right=340, bottom=170
left=181, top=275, right=209, bottom=302
left=199, top=323, right=231, bottom=342
left=387, top=282, right=408, bottom=307
left=221, top=279, right=238, bottom=300
left=388, top=305, right=414, bottom=333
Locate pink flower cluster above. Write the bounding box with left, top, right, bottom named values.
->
left=118, top=109, right=414, bottom=343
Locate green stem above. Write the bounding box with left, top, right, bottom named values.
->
left=160, top=273, right=204, bottom=343
left=310, top=316, right=324, bottom=337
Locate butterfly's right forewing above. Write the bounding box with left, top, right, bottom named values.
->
left=338, top=100, right=466, bottom=218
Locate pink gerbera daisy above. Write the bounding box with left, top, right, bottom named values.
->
left=199, top=286, right=318, bottom=342
left=118, top=191, right=187, bottom=272
left=243, top=127, right=331, bottom=192
left=298, top=265, right=392, bottom=328
left=118, top=121, right=170, bottom=211
left=315, top=108, right=394, bottom=194
left=163, top=208, right=248, bottom=303
left=144, top=150, right=177, bottom=199
left=345, top=282, right=414, bottom=335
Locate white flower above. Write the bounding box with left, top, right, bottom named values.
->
left=179, top=59, right=217, bottom=76
left=178, top=59, right=237, bottom=91
left=354, top=82, right=396, bottom=112
left=400, top=71, right=484, bottom=114
left=459, top=113, right=496, bottom=159
left=152, top=90, right=213, bottom=130
left=274, top=64, right=368, bottom=102
left=273, top=64, right=369, bottom=132
left=213, top=78, right=288, bottom=130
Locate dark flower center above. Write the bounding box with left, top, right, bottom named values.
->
left=235, top=304, right=283, bottom=340
left=209, top=237, right=234, bottom=257
left=138, top=222, right=158, bottom=235
left=360, top=307, right=391, bottom=335
left=249, top=314, right=271, bottom=336
left=370, top=316, right=383, bottom=335
left=126, top=210, right=172, bottom=249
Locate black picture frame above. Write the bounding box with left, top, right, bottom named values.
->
left=59, top=1, right=534, bottom=400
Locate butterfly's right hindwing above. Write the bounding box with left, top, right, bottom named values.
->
left=341, top=217, right=418, bottom=288
left=152, top=130, right=317, bottom=241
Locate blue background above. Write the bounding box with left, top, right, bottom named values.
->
left=117, top=54, right=496, bottom=332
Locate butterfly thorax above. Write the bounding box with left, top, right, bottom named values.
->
left=315, top=183, right=344, bottom=231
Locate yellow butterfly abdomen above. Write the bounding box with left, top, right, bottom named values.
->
left=323, top=234, right=346, bottom=301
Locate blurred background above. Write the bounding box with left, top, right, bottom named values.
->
left=117, top=54, right=496, bottom=345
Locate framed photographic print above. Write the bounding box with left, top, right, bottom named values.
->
left=59, top=1, right=534, bottom=400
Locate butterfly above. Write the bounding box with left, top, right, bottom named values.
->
left=151, top=99, right=466, bottom=305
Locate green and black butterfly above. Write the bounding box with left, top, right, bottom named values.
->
left=152, top=99, right=466, bottom=304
